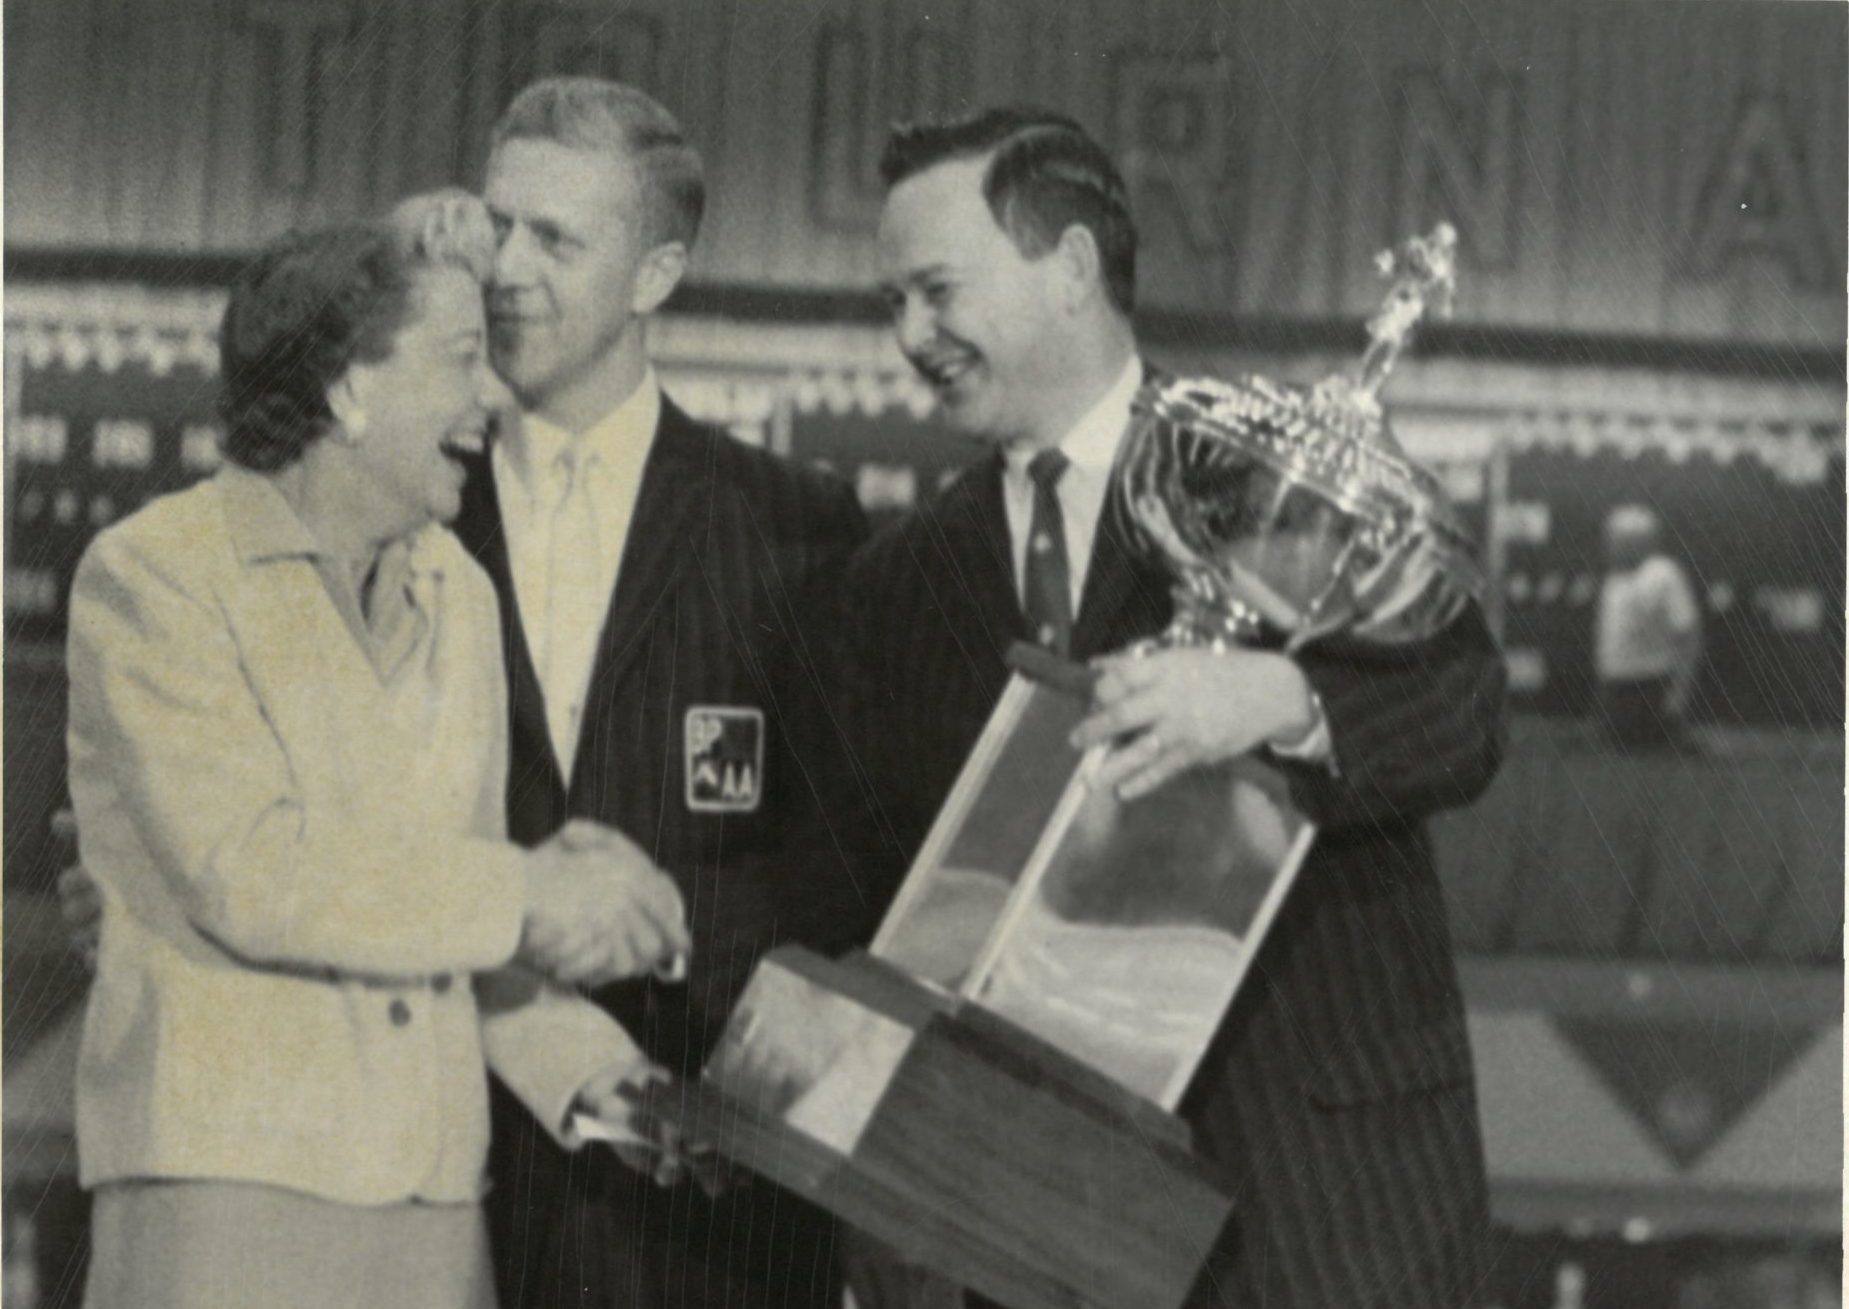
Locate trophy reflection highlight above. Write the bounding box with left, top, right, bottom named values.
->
left=655, top=224, right=1487, bottom=1309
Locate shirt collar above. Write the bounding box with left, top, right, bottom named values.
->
left=1003, top=354, right=1142, bottom=481
left=220, top=464, right=327, bottom=566
left=219, top=463, right=443, bottom=582
left=505, top=368, right=662, bottom=490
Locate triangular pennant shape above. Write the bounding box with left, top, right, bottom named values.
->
left=1555, top=1016, right=1819, bottom=1170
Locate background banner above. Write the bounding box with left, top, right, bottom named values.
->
left=7, top=0, right=1845, bottom=348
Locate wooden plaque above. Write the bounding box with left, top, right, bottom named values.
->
left=652, top=948, right=1233, bottom=1309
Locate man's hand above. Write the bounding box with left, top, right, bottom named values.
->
left=573, top=1064, right=729, bottom=1194
left=58, top=862, right=103, bottom=970
left=1071, top=648, right=1318, bottom=800
left=521, top=821, right=691, bottom=989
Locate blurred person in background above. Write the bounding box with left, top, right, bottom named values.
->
left=1594, top=502, right=1703, bottom=752
left=66, top=222, right=689, bottom=1309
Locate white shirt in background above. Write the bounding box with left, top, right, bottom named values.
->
left=1596, top=554, right=1700, bottom=681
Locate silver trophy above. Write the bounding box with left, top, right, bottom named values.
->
left=1119, top=222, right=1482, bottom=652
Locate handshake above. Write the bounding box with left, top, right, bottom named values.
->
left=519, top=820, right=691, bottom=990
left=55, top=817, right=691, bottom=993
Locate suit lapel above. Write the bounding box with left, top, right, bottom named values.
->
left=453, top=446, right=556, bottom=770
left=927, top=430, right=1168, bottom=665
left=565, top=401, right=710, bottom=783
left=1073, top=366, right=1174, bottom=659
left=1072, top=489, right=1172, bottom=659
left=929, top=452, right=1031, bottom=654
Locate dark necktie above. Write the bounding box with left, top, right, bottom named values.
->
left=1022, top=448, right=1073, bottom=655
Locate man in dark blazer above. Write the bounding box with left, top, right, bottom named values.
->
left=843, top=107, right=1506, bottom=1309
left=440, top=78, right=875, bottom=1309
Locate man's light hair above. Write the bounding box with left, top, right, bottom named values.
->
left=492, top=77, right=705, bottom=249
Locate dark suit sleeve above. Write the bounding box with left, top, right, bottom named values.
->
left=680, top=480, right=889, bottom=1012
left=1271, top=601, right=1506, bottom=833
left=811, top=527, right=940, bottom=898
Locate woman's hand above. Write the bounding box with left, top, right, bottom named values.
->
left=521, top=822, right=691, bottom=988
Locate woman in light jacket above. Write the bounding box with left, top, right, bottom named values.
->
left=67, top=223, right=687, bottom=1309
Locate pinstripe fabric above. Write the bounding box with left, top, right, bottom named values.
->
left=451, top=398, right=874, bottom=1309
left=836, top=434, right=1507, bottom=1309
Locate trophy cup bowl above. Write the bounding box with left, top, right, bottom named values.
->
left=1118, top=220, right=1481, bottom=654
left=1119, top=369, right=1485, bottom=653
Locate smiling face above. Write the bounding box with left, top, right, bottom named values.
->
left=342, top=264, right=495, bottom=531
left=482, top=137, right=668, bottom=424
left=876, top=156, right=1073, bottom=447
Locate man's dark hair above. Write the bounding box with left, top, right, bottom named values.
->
left=217, top=224, right=419, bottom=471
left=879, top=106, right=1137, bottom=317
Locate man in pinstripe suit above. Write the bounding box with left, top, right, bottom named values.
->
left=440, top=78, right=875, bottom=1309
left=843, top=106, right=1507, bottom=1309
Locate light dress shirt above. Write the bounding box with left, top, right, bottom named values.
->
left=1000, top=356, right=1142, bottom=613
left=493, top=371, right=661, bottom=777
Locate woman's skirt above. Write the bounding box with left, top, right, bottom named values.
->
left=84, top=1179, right=497, bottom=1309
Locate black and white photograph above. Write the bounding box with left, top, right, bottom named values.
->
left=2, top=2, right=1843, bottom=1307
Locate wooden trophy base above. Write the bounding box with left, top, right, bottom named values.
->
left=639, top=642, right=1322, bottom=1308
left=645, top=946, right=1233, bottom=1309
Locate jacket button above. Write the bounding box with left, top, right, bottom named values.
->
left=389, top=998, right=412, bottom=1026
left=432, top=974, right=452, bottom=995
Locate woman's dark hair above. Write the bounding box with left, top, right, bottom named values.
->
left=217, top=224, right=420, bottom=471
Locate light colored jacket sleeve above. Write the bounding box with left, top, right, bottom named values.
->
left=451, top=546, right=651, bottom=1148
left=477, top=969, right=650, bottom=1147
left=66, top=524, right=527, bottom=978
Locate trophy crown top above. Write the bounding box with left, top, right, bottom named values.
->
left=1343, top=221, right=1458, bottom=413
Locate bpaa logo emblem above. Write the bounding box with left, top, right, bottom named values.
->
left=684, top=706, right=765, bottom=814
